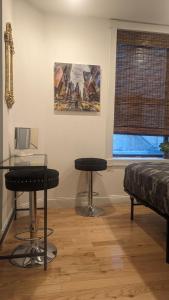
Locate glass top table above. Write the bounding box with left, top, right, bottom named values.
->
left=0, top=154, right=47, bottom=169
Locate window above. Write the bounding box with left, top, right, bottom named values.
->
left=113, top=134, right=163, bottom=157
left=113, top=30, right=169, bottom=157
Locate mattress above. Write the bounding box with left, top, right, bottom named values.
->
left=124, top=161, right=169, bottom=216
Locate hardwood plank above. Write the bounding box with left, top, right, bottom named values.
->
left=0, top=204, right=169, bottom=300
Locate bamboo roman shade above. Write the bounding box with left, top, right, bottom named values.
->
left=114, top=30, right=169, bottom=136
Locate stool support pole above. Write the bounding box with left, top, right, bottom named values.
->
left=86, top=171, right=104, bottom=217
left=88, top=171, right=93, bottom=209
left=10, top=191, right=44, bottom=268
left=29, top=192, right=37, bottom=242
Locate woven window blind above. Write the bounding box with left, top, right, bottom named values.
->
left=114, top=30, right=169, bottom=136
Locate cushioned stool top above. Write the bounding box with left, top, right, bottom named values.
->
left=5, top=168, right=59, bottom=192
left=75, top=158, right=107, bottom=171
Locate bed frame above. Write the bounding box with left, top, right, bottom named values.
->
left=127, top=191, right=169, bottom=263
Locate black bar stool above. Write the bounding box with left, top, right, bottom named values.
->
left=75, top=158, right=107, bottom=217
left=5, top=168, right=59, bottom=268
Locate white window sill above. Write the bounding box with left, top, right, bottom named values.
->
left=107, top=157, right=168, bottom=167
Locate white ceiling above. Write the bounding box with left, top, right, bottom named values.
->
left=28, top=0, right=169, bottom=25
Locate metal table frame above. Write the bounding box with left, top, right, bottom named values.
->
left=0, top=154, right=48, bottom=270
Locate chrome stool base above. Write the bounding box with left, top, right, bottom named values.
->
left=76, top=206, right=104, bottom=217
left=10, top=242, right=57, bottom=268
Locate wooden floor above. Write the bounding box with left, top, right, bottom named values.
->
left=0, top=203, right=169, bottom=300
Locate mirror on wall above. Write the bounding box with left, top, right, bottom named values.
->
left=15, top=127, right=38, bottom=150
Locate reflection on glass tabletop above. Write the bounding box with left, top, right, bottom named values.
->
left=0, top=154, right=47, bottom=169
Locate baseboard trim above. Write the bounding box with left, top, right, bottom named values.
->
left=36, top=194, right=130, bottom=208
left=0, top=209, right=15, bottom=246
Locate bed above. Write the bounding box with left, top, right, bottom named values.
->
left=124, top=161, right=169, bottom=263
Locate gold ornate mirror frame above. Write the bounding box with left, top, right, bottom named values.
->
left=4, top=23, right=15, bottom=109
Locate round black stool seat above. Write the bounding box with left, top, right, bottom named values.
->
left=5, top=168, right=59, bottom=192
left=75, top=158, right=107, bottom=172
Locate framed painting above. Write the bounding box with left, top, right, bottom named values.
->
left=54, top=63, right=100, bottom=112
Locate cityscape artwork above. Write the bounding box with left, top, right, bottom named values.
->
left=54, top=62, right=100, bottom=112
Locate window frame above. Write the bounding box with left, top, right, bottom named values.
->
left=106, top=20, right=169, bottom=162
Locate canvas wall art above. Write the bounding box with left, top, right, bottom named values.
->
left=54, top=62, right=100, bottom=112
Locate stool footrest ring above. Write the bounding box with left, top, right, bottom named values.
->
left=15, top=227, right=54, bottom=242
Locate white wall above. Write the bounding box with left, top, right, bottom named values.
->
left=43, top=15, right=119, bottom=203
left=11, top=0, right=46, bottom=153
left=10, top=0, right=128, bottom=211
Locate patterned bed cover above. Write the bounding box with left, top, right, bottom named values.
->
left=124, top=161, right=169, bottom=217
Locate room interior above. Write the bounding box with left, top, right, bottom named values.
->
left=1, top=0, right=169, bottom=299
